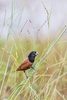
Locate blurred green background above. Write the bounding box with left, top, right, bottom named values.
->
left=0, top=0, right=67, bottom=100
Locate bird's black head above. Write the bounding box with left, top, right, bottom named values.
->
left=28, top=51, right=39, bottom=63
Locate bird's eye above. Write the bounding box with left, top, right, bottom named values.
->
left=34, top=52, right=36, bottom=54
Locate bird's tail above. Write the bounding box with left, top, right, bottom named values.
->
left=15, top=66, right=21, bottom=71
left=13, top=66, right=21, bottom=72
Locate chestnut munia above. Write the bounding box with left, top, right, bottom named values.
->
left=16, top=51, right=39, bottom=78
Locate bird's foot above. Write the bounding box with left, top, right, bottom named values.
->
left=31, top=66, right=35, bottom=70
left=26, top=75, right=28, bottom=79
left=24, top=71, right=28, bottom=79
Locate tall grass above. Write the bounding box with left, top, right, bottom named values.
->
left=0, top=26, right=67, bottom=100
left=0, top=0, right=67, bottom=100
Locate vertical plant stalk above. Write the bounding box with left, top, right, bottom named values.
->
left=0, top=44, right=13, bottom=97
left=0, top=0, right=15, bottom=69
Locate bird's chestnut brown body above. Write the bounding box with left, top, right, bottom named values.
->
left=16, top=57, right=33, bottom=71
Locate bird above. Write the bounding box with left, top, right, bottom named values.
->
left=16, top=51, right=39, bottom=78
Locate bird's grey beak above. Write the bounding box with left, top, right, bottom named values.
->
left=36, top=52, right=39, bottom=56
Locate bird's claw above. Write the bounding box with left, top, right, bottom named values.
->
left=31, top=66, right=35, bottom=70
left=24, top=71, right=28, bottom=79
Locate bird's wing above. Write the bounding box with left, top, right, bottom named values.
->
left=16, top=57, right=33, bottom=71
